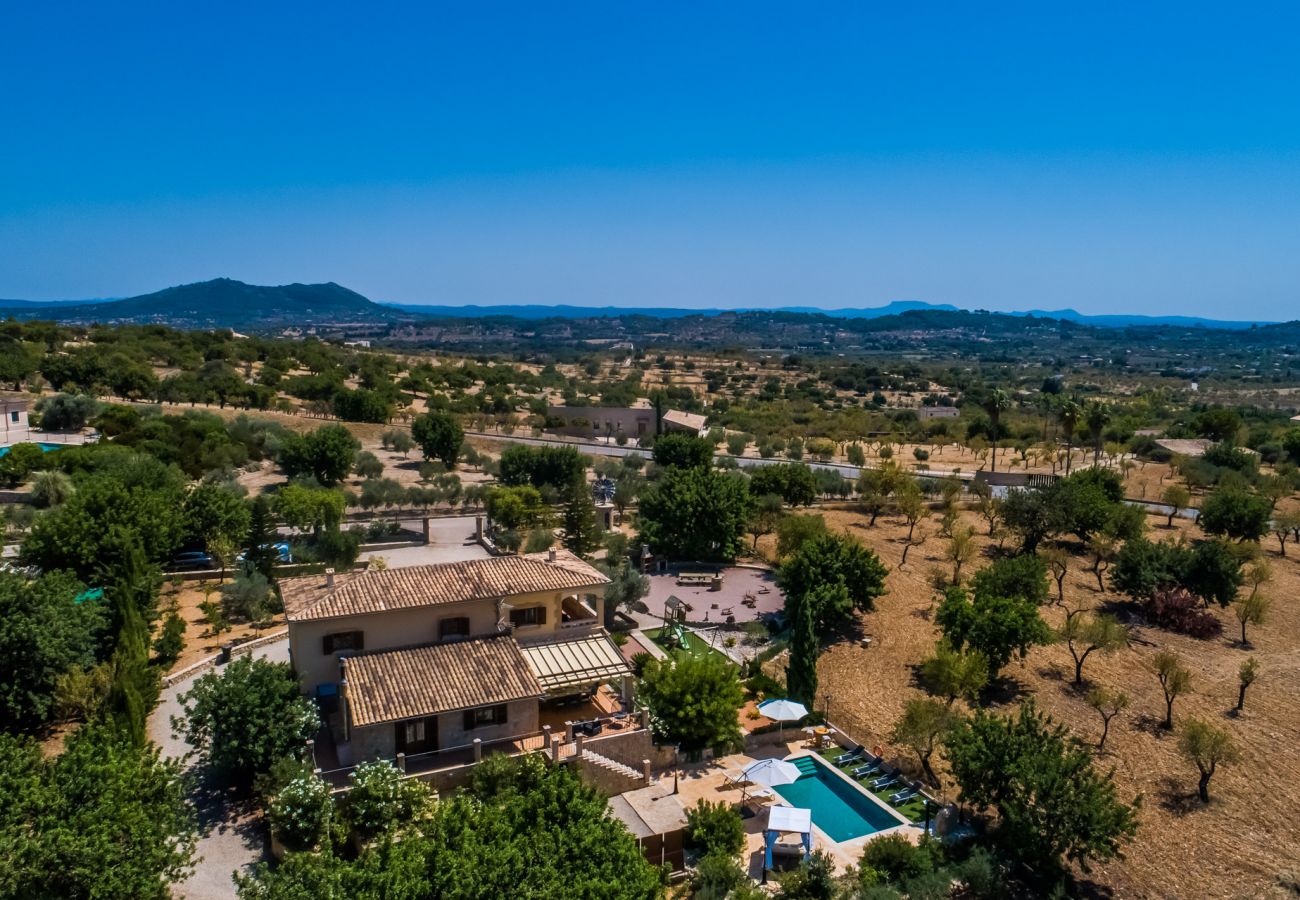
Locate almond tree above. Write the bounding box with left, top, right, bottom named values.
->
left=1153, top=651, right=1192, bottom=730
left=1060, top=613, right=1129, bottom=685
left=1178, top=718, right=1239, bottom=803
left=1236, top=657, right=1259, bottom=712
left=1233, top=593, right=1269, bottom=647
left=1086, top=685, right=1130, bottom=752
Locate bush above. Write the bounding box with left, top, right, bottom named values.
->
left=221, top=566, right=279, bottom=625
left=693, top=851, right=748, bottom=900
left=267, top=774, right=333, bottom=852
left=685, top=799, right=745, bottom=857
left=1142, top=588, right=1224, bottom=639
left=860, top=833, right=934, bottom=884
left=345, top=759, right=430, bottom=841
left=153, top=611, right=186, bottom=666
left=52, top=662, right=114, bottom=721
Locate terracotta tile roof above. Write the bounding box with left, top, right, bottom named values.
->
left=661, top=409, right=707, bottom=432
left=281, top=549, right=609, bottom=623
left=343, top=635, right=541, bottom=728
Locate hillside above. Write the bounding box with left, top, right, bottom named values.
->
left=0, top=278, right=404, bottom=329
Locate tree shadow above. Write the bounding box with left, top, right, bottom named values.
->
left=1155, top=776, right=1203, bottom=816
left=978, top=676, right=1031, bottom=708
left=1132, top=713, right=1171, bottom=738
left=186, top=767, right=271, bottom=863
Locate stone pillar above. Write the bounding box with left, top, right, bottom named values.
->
left=575, top=732, right=584, bottom=757
left=542, top=725, right=552, bottom=758
left=642, top=759, right=651, bottom=782
left=475, top=515, right=484, bottom=541
left=396, top=752, right=406, bottom=774
left=422, top=517, right=431, bottom=545
left=565, top=720, right=575, bottom=742
left=639, top=708, right=649, bottom=730
left=473, top=738, right=482, bottom=762
left=305, top=739, right=316, bottom=769
left=550, top=734, right=562, bottom=761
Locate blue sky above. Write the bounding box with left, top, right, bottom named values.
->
left=2, top=2, right=1299, bottom=319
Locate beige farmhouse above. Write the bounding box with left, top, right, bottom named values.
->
left=282, top=550, right=632, bottom=767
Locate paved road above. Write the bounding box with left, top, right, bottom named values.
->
left=149, top=639, right=290, bottom=900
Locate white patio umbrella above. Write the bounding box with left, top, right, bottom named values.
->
left=737, top=757, right=802, bottom=810
left=741, top=757, right=802, bottom=788
left=758, top=698, right=809, bottom=740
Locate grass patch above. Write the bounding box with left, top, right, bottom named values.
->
left=815, top=747, right=930, bottom=823
left=643, top=627, right=735, bottom=665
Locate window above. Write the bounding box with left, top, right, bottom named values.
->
left=509, top=605, right=547, bottom=628
left=463, top=704, right=508, bottom=731
left=322, top=631, right=363, bottom=654
left=439, top=616, right=470, bottom=640
left=8, top=411, right=17, bottom=423
left=403, top=719, right=426, bottom=745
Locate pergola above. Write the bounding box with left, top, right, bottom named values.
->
left=763, top=805, right=812, bottom=876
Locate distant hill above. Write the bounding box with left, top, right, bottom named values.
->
left=0, top=278, right=404, bottom=328
left=0, top=279, right=1285, bottom=333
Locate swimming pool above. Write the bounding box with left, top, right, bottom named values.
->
left=771, top=754, right=905, bottom=842
left=0, top=442, right=65, bottom=457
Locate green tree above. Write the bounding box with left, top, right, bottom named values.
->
left=36, top=392, right=100, bottom=430
left=29, top=468, right=75, bottom=507
left=1183, top=538, right=1244, bottom=607
left=639, top=652, right=743, bottom=753
left=600, top=559, right=650, bottom=628
left=775, top=849, right=837, bottom=900
left=0, top=725, right=197, bottom=899
left=1198, top=487, right=1272, bottom=542
left=1161, top=484, right=1191, bottom=528
left=1153, top=651, right=1192, bottom=729
left=183, top=481, right=251, bottom=551
left=778, top=532, right=889, bottom=636
left=944, top=700, right=1139, bottom=876
left=637, top=466, right=751, bottom=561
left=176, top=656, right=319, bottom=792
left=560, top=481, right=601, bottom=558
left=352, top=449, right=385, bottom=479
left=1059, top=613, right=1129, bottom=685
left=498, top=445, right=586, bottom=489
left=651, top=432, right=714, bottom=469
left=1086, top=685, right=1130, bottom=752
left=276, top=482, right=346, bottom=534
left=485, top=484, right=548, bottom=532
left=747, top=492, right=785, bottom=551
left=1056, top=398, right=1082, bottom=475
left=0, top=570, right=108, bottom=729
left=382, top=428, right=416, bottom=457
left=935, top=587, right=1052, bottom=679
left=919, top=639, right=990, bottom=706
left=857, top=461, right=902, bottom=527
left=890, top=697, right=956, bottom=786
left=999, top=486, right=1054, bottom=553
left=775, top=513, right=827, bottom=559
left=981, top=388, right=1012, bottom=473
left=785, top=583, right=829, bottom=707
left=685, top=799, right=745, bottom=858
left=748, top=462, right=818, bottom=507
left=411, top=411, right=464, bottom=469
left=278, top=424, right=360, bottom=486
left=1236, top=656, right=1259, bottom=711
left=1178, top=719, right=1239, bottom=803
left=1233, top=591, right=1269, bottom=646
left=245, top=494, right=279, bottom=582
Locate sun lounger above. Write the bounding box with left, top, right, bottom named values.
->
left=834, top=745, right=865, bottom=766
left=870, top=768, right=900, bottom=790
left=890, top=783, right=921, bottom=805
left=850, top=760, right=881, bottom=779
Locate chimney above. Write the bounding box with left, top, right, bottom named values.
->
left=325, top=567, right=335, bottom=589
left=547, top=548, right=557, bottom=563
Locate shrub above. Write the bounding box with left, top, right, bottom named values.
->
left=52, top=662, right=114, bottom=721
left=1141, top=588, right=1223, bottom=639
left=685, top=799, right=745, bottom=857
left=693, top=851, right=748, bottom=900
left=153, top=611, right=186, bottom=666
left=860, top=832, right=934, bottom=884
left=345, top=759, right=430, bottom=841
left=268, top=774, right=333, bottom=852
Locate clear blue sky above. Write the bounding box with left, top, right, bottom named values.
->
left=3, top=2, right=1299, bottom=319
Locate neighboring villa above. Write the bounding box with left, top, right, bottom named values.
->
left=282, top=550, right=632, bottom=767
left=546, top=403, right=707, bottom=439
left=1, top=398, right=30, bottom=447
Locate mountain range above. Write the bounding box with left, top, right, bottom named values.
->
left=0, top=278, right=1285, bottom=332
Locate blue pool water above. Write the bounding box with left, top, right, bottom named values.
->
left=0, top=442, right=64, bottom=457
left=771, top=755, right=903, bottom=842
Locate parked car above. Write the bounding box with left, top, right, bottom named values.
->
left=236, top=542, right=293, bottom=564
left=170, top=550, right=215, bottom=570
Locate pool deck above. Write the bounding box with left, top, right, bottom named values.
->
left=670, top=740, right=924, bottom=878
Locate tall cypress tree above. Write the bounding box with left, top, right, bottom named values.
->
left=786, top=588, right=823, bottom=708
left=245, top=495, right=278, bottom=583
left=561, top=482, right=601, bottom=559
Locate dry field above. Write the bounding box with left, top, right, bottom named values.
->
left=157, top=582, right=287, bottom=674
left=757, top=505, right=1300, bottom=899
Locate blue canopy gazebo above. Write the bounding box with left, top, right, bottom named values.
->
left=763, top=805, right=812, bottom=877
